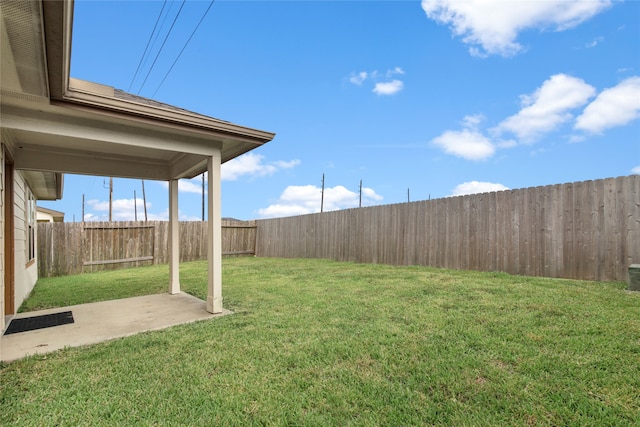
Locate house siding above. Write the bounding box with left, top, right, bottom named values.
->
left=13, top=172, right=37, bottom=310
left=37, top=211, right=54, bottom=223
left=0, top=146, right=4, bottom=332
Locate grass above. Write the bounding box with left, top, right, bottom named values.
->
left=17, top=264, right=172, bottom=312
left=2, top=257, right=639, bottom=426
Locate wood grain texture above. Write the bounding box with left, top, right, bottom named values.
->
left=256, top=176, right=639, bottom=282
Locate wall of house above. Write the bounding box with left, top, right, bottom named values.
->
left=13, top=171, right=37, bottom=311
left=0, top=146, right=5, bottom=332
left=36, top=211, right=54, bottom=223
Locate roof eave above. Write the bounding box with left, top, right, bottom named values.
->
left=42, top=1, right=275, bottom=156
left=62, top=81, right=275, bottom=146
left=22, top=171, right=63, bottom=200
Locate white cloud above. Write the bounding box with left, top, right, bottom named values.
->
left=158, top=153, right=302, bottom=197
left=431, top=113, right=513, bottom=160
left=83, top=200, right=195, bottom=221
left=568, top=134, right=587, bottom=143
left=421, top=0, right=612, bottom=57
left=462, top=114, right=484, bottom=130
left=495, top=74, right=595, bottom=141
left=178, top=179, right=204, bottom=194
left=450, top=181, right=509, bottom=196
left=258, top=184, right=383, bottom=219
left=432, top=129, right=495, bottom=161
left=361, top=188, right=382, bottom=200
left=221, top=153, right=300, bottom=181
left=432, top=73, right=636, bottom=161
left=373, top=80, right=404, bottom=95
left=349, top=67, right=405, bottom=95
left=349, top=71, right=368, bottom=85
left=387, top=67, right=405, bottom=77
left=257, top=203, right=313, bottom=219
left=632, top=166, right=640, bottom=175
left=158, top=178, right=205, bottom=194
left=585, top=36, right=604, bottom=48
left=273, top=159, right=302, bottom=169
left=574, top=76, right=640, bottom=134
left=85, top=198, right=152, bottom=221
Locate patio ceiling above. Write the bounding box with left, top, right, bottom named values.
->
left=0, top=0, right=274, bottom=189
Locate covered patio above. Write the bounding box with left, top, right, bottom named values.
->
left=0, top=292, right=231, bottom=362
left=1, top=0, right=274, bottom=346
left=2, top=292, right=231, bottom=362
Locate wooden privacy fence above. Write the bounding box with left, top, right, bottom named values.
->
left=37, top=220, right=257, bottom=277
left=256, top=176, right=640, bottom=282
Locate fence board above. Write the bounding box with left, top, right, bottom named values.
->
left=255, top=176, right=639, bottom=282
left=629, top=176, right=640, bottom=268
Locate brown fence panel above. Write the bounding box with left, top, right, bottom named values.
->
left=222, top=220, right=257, bottom=256
left=256, top=175, right=640, bottom=282
left=82, top=222, right=156, bottom=273
left=38, top=220, right=257, bottom=277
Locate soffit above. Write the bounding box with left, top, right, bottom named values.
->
left=1, top=99, right=218, bottom=181
left=22, top=170, right=63, bottom=200
left=0, top=0, right=48, bottom=97
left=1, top=0, right=58, bottom=200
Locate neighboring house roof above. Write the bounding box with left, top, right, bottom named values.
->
left=0, top=0, right=275, bottom=192
left=36, top=206, right=65, bottom=222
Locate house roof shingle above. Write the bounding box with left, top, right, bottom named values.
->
left=113, top=89, right=231, bottom=124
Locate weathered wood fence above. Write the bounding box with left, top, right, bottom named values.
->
left=37, top=220, right=256, bottom=277
left=256, top=176, right=640, bottom=282
left=38, top=176, right=640, bottom=282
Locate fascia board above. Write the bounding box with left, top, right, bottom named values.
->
left=42, top=0, right=73, bottom=99
left=60, top=86, right=275, bottom=144
left=3, top=104, right=224, bottom=157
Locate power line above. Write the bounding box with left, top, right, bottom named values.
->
left=137, top=0, right=187, bottom=95
left=128, top=0, right=168, bottom=92
left=152, top=0, right=216, bottom=98
left=139, top=1, right=178, bottom=91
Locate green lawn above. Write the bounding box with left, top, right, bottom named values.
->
left=2, top=257, right=639, bottom=426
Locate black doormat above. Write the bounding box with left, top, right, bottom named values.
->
left=4, top=311, right=74, bottom=335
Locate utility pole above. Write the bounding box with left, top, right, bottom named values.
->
left=141, top=179, right=148, bottom=222
left=82, top=194, right=85, bottom=223
left=407, top=188, right=410, bottom=203
left=134, top=190, right=138, bottom=221
left=109, top=177, right=113, bottom=222
left=320, top=173, right=325, bottom=213
left=359, top=180, right=362, bottom=208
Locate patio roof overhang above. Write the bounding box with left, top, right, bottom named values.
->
left=1, top=0, right=275, bottom=184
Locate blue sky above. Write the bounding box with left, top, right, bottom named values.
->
left=39, top=0, right=640, bottom=221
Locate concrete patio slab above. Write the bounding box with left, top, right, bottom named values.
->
left=1, top=292, right=231, bottom=362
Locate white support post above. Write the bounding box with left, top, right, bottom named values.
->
left=207, top=153, right=223, bottom=313
left=168, top=179, right=180, bottom=294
